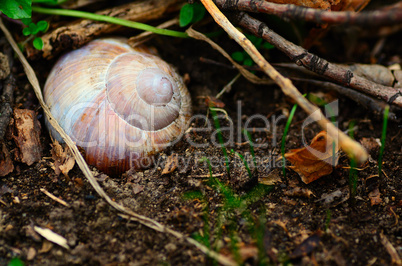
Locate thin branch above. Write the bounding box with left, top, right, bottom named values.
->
left=215, top=0, right=402, bottom=26
left=292, top=78, right=398, bottom=121
left=235, top=12, right=402, bottom=108
left=0, top=18, right=236, bottom=266
left=200, top=0, right=368, bottom=164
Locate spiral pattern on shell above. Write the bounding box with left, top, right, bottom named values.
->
left=44, top=38, right=192, bottom=176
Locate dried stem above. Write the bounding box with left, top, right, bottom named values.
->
left=200, top=0, right=368, bottom=164
left=215, top=0, right=402, bottom=26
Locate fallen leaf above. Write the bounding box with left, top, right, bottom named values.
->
left=50, top=140, right=75, bottom=176
left=162, top=153, right=178, bottom=175
left=12, top=109, right=42, bottom=165
left=285, top=131, right=340, bottom=184
left=368, top=188, right=382, bottom=206
left=259, top=169, right=282, bottom=185
left=0, top=142, right=14, bottom=176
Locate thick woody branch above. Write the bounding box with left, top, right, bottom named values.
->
left=215, top=0, right=402, bottom=26
left=235, top=12, right=402, bottom=108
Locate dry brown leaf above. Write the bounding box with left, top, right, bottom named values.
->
left=162, top=153, right=178, bottom=175
left=285, top=131, right=340, bottom=184
left=368, top=187, right=382, bottom=206
left=259, top=169, right=282, bottom=186
left=12, top=109, right=42, bottom=165
left=50, top=141, right=75, bottom=176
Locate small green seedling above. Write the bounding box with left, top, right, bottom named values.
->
left=21, top=18, right=48, bottom=50
left=209, top=107, right=231, bottom=177
left=179, top=2, right=206, bottom=27
left=348, top=120, right=358, bottom=203
left=378, top=105, right=389, bottom=178
left=281, top=101, right=299, bottom=178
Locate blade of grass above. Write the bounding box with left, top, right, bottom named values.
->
left=378, top=105, right=389, bottom=178
left=32, top=6, right=189, bottom=38
left=210, top=107, right=230, bottom=177
left=281, top=102, right=298, bottom=178
left=348, top=121, right=357, bottom=203
left=243, top=129, right=257, bottom=172
left=231, top=149, right=252, bottom=179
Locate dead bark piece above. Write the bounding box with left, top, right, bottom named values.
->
left=12, top=109, right=42, bottom=165
left=0, top=52, right=10, bottom=80
left=27, top=0, right=182, bottom=60
left=0, top=142, right=14, bottom=176
left=0, top=74, right=15, bottom=140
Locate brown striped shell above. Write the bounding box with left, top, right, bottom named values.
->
left=44, top=38, right=191, bottom=176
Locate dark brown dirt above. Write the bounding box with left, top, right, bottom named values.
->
left=1, top=3, right=401, bottom=265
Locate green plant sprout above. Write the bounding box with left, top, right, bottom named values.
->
left=243, top=129, right=257, bottom=172
left=281, top=101, right=299, bottom=178
left=378, top=105, right=389, bottom=178
left=231, top=149, right=252, bottom=179
left=348, top=120, right=358, bottom=203
left=179, top=2, right=206, bottom=27
left=21, top=17, right=48, bottom=49
left=209, top=107, right=231, bottom=177
left=195, top=157, right=271, bottom=264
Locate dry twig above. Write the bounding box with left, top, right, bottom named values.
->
left=200, top=0, right=368, bottom=164
left=215, top=0, right=402, bottom=26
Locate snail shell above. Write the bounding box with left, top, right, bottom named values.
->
left=44, top=38, right=191, bottom=176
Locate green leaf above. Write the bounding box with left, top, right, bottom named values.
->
left=179, top=4, right=194, bottom=27
left=33, top=37, right=44, bottom=50
left=179, top=3, right=206, bottom=27
left=231, top=51, right=244, bottom=62
left=0, top=0, right=32, bottom=19
left=22, top=27, right=31, bottom=36
left=21, top=18, right=32, bottom=25
left=36, top=20, right=48, bottom=32
left=8, top=257, right=25, bottom=266
left=262, top=42, right=275, bottom=50
left=243, top=58, right=254, bottom=66
left=28, top=22, right=39, bottom=35
left=190, top=3, right=205, bottom=24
